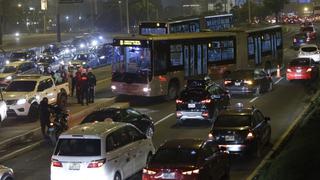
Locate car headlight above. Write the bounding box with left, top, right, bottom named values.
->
left=60, top=61, right=65, bottom=65
left=82, top=62, right=86, bottom=65
left=80, top=43, right=85, bottom=48
left=17, top=98, right=27, bottom=105
left=5, top=76, right=12, bottom=80
left=5, top=60, right=9, bottom=65
left=91, top=40, right=98, bottom=46
left=99, top=56, right=105, bottom=59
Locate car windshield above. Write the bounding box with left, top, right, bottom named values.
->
left=54, top=138, right=101, bottom=156
left=290, top=58, right=310, bottom=66
left=301, top=47, right=318, bottom=52
left=151, top=148, right=198, bottom=164
left=1, top=66, right=17, bottom=73
left=227, top=70, right=253, bottom=79
left=81, top=111, right=113, bottom=124
left=10, top=52, right=26, bottom=59
left=301, top=27, right=314, bottom=32
left=5, top=81, right=36, bottom=92
left=214, top=115, right=251, bottom=127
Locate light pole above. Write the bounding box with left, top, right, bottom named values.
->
left=119, top=1, right=122, bottom=32
left=56, top=0, right=61, bottom=42
left=126, top=0, right=129, bottom=34
left=248, top=0, right=251, bottom=24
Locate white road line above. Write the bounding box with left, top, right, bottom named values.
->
left=154, top=113, right=175, bottom=126
left=249, top=97, right=259, bottom=103
left=275, top=77, right=284, bottom=85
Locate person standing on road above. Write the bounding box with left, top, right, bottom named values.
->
left=79, top=70, right=89, bottom=106
left=39, top=97, right=51, bottom=138
left=75, top=70, right=82, bottom=104
left=87, top=69, right=96, bottom=103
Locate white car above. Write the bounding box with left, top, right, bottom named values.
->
left=0, top=165, right=14, bottom=180
left=51, top=121, right=155, bottom=180
left=298, top=44, right=320, bottom=62
left=3, top=75, right=69, bottom=120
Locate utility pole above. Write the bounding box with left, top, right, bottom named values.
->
left=248, top=0, right=251, bottom=24
left=146, top=0, right=150, bottom=21
left=119, top=1, right=122, bottom=32
left=126, top=0, right=129, bottom=34
left=56, top=0, right=61, bottom=42
left=0, top=0, right=3, bottom=46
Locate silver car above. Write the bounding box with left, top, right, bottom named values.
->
left=0, top=165, right=14, bottom=180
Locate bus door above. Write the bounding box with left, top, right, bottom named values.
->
left=254, top=36, right=262, bottom=65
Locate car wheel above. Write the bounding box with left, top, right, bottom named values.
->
left=28, top=103, right=39, bottom=121
left=114, top=172, right=121, bottom=180
left=268, top=82, right=273, bottom=92
left=145, top=126, right=154, bottom=138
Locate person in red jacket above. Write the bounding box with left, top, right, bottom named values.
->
left=79, top=70, right=89, bottom=106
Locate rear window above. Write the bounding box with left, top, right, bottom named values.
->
left=301, top=47, right=317, bottom=52
left=290, top=58, right=310, bottom=66
left=228, top=70, right=253, bottom=79
left=151, top=148, right=198, bottom=164
left=81, top=111, right=112, bottom=124
left=294, top=33, right=307, bottom=39
left=180, top=89, right=209, bottom=100
left=54, top=138, right=101, bottom=156
left=301, top=27, right=314, bottom=32
left=215, top=115, right=251, bottom=127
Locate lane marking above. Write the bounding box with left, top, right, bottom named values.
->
left=155, top=113, right=175, bottom=126
left=249, top=97, right=259, bottom=103
left=275, top=77, right=284, bottom=85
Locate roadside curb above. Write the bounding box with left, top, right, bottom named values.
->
left=246, top=91, right=320, bottom=180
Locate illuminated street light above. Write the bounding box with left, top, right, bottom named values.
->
left=304, top=7, right=309, bottom=12
left=79, top=16, right=82, bottom=20
left=65, top=16, right=69, bottom=20
left=29, top=7, right=35, bottom=11
left=17, top=3, right=22, bottom=8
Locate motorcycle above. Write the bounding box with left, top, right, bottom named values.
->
left=47, top=105, right=69, bottom=145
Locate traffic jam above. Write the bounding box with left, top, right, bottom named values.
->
left=0, top=12, right=319, bottom=180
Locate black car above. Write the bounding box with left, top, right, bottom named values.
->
left=208, top=103, right=271, bottom=157
left=37, top=55, right=62, bottom=73
left=293, top=32, right=309, bottom=50
left=224, top=69, right=273, bottom=96
left=176, top=80, right=230, bottom=125
left=142, top=139, right=230, bottom=180
left=8, top=50, right=36, bottom=63
left=80, top=107, right=155, bottom=138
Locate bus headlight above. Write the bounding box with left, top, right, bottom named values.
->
left=5, top=76, right=12, bottom=81
left=5, top=60, right=9, bottom=64
left=17, top=98, right=27, bottom=105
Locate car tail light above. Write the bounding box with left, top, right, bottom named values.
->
left=246, top=132, right=255, bottom=140
left=176, top=99, right=183, bottom=104
left=307, top=68, right=312, bottom=72
left=87, top=158, right=106, bottom=168
left=201, top=99, right=211, bottom=104
left=176, top=111, right=182, bottom=117
left=182, top=169, right=200, bottom=175
left=224, top=80, right=232, bottom=85
left=202, top=112, right=209, bottom=117
left=287, top=68, right=292, bottom=72
left=51, top=159, right=63, bottom=167
left=244, top=80, right=253, bottom=85
left=143, top=168, right=156, bottom=175
left=208, top=133, right=215, bottom=140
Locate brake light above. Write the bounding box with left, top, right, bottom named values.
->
left=246, top=132, right=254, bottom=140
left=51, top=159, right=63, bottom=167
left=208, top=133, right=215, bottom=140
left=176, top=111, right=182, bottom=117
left=201, top=99, right=211, bottom=104
left=224, top=80, right=232, bottom=85
left=87, top=158, right=106, bottom=168
left=244, top=80, right=253, bottom=85
left=143, top=168, right=156, bottom=175
left=307, top=68, right=312, bottom=72
left=202, top=112, right=209, bottom=117
left=287, top=68, right=292, bottom=72
left=176, top=99, right=183, bottom=104
left=182, top=169, right=200, bottom=175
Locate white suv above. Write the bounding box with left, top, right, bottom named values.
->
left=51, top=121, right=155, bottom=180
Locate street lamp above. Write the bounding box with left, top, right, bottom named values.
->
left=17, top=3, right=22, bottom=8
left=29, top=7, right=35, bottom=11
left=65, top=16, right=69, bottom=20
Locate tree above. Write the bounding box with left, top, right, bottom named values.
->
left=263, top=0, right=288, bottom=22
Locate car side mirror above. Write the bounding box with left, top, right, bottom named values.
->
left=265, top=117, right=271, bottom=121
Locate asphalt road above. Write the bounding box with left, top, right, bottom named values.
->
left=1, top=24, right=318, bottom=180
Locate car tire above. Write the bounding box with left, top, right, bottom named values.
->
left=145, top=126, right=154, bottom=138
left=28, top=103, right=39, bottom=121
left=114, top=172, right=122, bottom=180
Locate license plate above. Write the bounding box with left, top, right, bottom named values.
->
left=296, top=69, right=302, bottom=73
left=69, top=163, right=80, bottom=170
left=162, top=172, right=175, bottom=179
left=235, top=82, right=241, bottom=86
left=225, top=135, right=235, bottom=141
left=188, top=103, right=196, bottom=108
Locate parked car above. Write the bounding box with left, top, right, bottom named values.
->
left=208, top=103, right=271, bottom=157
left=7, top=50, right=36, bottom=64
left=0, top=165, right=14, bottom=180
left=176, top=80, right=230, bottom=125
left=297, top=44, right=320, bottom=63
left=3, top=75, right=69, bottom=120
left=0, top=61, right=36, bottom=88
left=292, top=32, right=309, bottom=50
left=286, top=58, right=319, bottom=81
left=69, top=53, right=100, bottom=68
left=300, top=25, right=317, bottom=41
left=223, top=69, right=273, bottom=96
left=81, top=107, right=155, bottom=138
left=51, top=121, right=155, bottom=180
left=142, top=139, right=230, bottom=180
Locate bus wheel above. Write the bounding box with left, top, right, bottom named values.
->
left=166, top=83, right=178, bottom=101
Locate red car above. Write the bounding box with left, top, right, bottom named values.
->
left=142, top=139, right=230, bottom=180
left=286, top=58, right=319, bottom=81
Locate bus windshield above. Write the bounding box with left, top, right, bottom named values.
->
left=112, top=46, right=151, bottom=83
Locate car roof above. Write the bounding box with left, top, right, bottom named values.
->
left=160, top=139, right=205, bottom=150
left=13, top=74, right=51, bottom=81
left=300, top=44, right=318, bottom=48
left=219, top=107, right=253, bottom=116
left=60, top=121, right=127, bottom=138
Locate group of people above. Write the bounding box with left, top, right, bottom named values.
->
left=70, top=67, right=97, bottom=106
